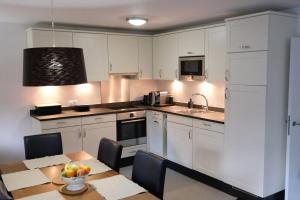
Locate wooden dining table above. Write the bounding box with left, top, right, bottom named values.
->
left=0, top=151, right=158, bottom=200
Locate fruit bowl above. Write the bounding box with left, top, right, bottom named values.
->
left=61, top=164, right=91, bottom=191
left=62, top=176, right=86, bottom=191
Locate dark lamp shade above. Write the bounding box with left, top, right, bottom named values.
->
left=23, top=47, right=87, bottom=86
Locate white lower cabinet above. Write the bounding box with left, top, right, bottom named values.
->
left=42, top=126, right=82, bottom=154
left=167, top=115, right=193, bottom=168
left=147, top=111, right=166, bottom=157
left=82, top=122, right=116, bottom=158
left=192, top=120, right=224, bottom=180
left=32, top=114, right=117, bottom=157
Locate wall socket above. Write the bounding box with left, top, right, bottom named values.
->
left=68, top=99, right=78, bottom=106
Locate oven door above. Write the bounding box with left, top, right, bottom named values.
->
left=180, top=56, right=205, bottom=76
left=117, top=117, right=147, bottom=147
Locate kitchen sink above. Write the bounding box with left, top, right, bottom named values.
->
left=174, top=108, right=208, bottom=115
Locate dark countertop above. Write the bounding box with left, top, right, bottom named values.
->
left=31, top=105, right=224, bottom=124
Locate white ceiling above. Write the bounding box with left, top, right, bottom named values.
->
left=0, top=0, right=299, bottom=31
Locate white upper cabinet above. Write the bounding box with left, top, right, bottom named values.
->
left=226, top=15, right=269, bottom=52
left=178, top=29, right=205, bottom=57
left=205, top=25, right=226, bottom=82
left=73, top=32, right=109, bottom=81
left=157, top=34, right=179, bottom=80
left=227, top=51, right=268, bottom=86
left=27, top=29, right=73, bottom=47
left=153, top=36, right=160, bottom=79
left=138, top=36, right=153, bottom=79
left=108, top=34, right=139, bottom=74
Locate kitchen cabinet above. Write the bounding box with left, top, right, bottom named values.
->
left=73, top=32, right=109, bottom=81
left=224, top=11, right=296, bottom=197
left=224, top=85, right=266, bottom=195
left=147, top=111, right=166, bottom=157
left=42, top=126, right=82, bottom=154
left=82, top=122, right=116, bottom=158
left=167, top=114, right=193, bottom=168
left=108, top=34, right=139, bottom=74
left=138, top=37, right=153, bottom=79
left=27, top=29, right=73, bottom=48
left=153, top=34, right=179, bottom=80
left=205, top=25, right=226, bottom=82
left=227, top=51, right=268, bottom=86
left=226, top=15, right=269, bottom=52
left=178, top=29, right=205, bottom=57
left=193, top=119, right=224, bottom=180
left=31, top=114, right=117, bottom=157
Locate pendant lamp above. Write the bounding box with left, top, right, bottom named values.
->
left=23, top=0, right=87, bottom=86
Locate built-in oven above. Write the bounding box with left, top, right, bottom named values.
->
left=116, top=110, right=147, bottom=148
left=179, top=56, right=205, bottom=81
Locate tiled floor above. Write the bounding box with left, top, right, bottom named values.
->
left=120, top=166, right=237, bottom=200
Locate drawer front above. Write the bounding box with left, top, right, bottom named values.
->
left=227, top=51, right=268, bottom=86
left=167, top=114, right=193, bottom=126
left=121, top=144, right=147, bottom=158
left=82, top=114, right=116, bottom=125
left=227, top=15, right=269, bottom=52
left=193, top=119, right=224, bottom=133
left=41, top=118, right=81, bottom=130
left=152, top=111, right=163, bottom=120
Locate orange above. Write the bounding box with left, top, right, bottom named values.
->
left=66, top=169, right=76, bottom=177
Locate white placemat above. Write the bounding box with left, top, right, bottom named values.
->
left=89, top=175, right=146, bottom=200
left=15, top=190, right=64, bottom=200
left=1, top=169, right=50, bottom=191
left=72, top=159, right=112, bottom=175
left=23, top=154, right=71, bottom=169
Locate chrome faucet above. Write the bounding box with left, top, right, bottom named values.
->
left=188, top=93, right=209, bottom=111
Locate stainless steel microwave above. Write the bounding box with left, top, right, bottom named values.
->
left=179, top=56, right=205, bottom=81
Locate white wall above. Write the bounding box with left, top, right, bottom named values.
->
left=286, top=7, right=300, bottom=35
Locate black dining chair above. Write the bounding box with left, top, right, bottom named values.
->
left=97, top=138, right=123, bottom=172
left=24, top=132, right=63, bottom=159
left=132, top=150, right=167, bottom=200
left=0, top=177, right=12, bottom=200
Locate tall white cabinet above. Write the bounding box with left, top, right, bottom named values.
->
left=224, top=11, right=296, bottom=197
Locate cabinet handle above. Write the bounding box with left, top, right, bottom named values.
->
left=153, top=120, right=159, bottom=123
left=203, top=123, right=211, bottom=127
left=188, top=130, right=192, bottom=139
left=95, top=117, right=102, bottom=120
left=140, top=69, right=143, bottom=78
left=240, top=44, right=251, bottom=49
left=225, top=88, right=229, bottom=100
left=293, top=121, right=300, bottom=126
left=110, top=63, right=112, bottom=71
left=57, top=121, right=67, bottom=125
left=83, top=129, right=86, bottom=138
left=205, top=69, right=208, bottom=80
left=225, top=70, right=230, bottom=81
left=159, top=69, right=162, bottom=78
left=187, top=52, right=194, bottom=55
left=175, top=69, right=178, bottom=79
left=79, top=130, right=82, bottom=138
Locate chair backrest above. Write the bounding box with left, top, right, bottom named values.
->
left=24, top=132, right=63, bottom=159
left=132, top=150, right=167, bottom=199
left=0, top=179, right=12, bottom=200
left=97, top=138, right=123, bottom=172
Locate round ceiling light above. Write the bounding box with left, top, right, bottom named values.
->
left=126, top=17, right=148, bottom=26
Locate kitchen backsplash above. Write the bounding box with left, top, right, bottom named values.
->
left=29, top=76, right=224, bottom=108
left=157, top=80, right=225, bottom=108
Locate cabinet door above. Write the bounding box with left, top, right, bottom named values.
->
left=152, top=36, right=161, bottom=79
left=147, top=112, right=164, bottom=156
left=73, top=33, right=109, bottom=81
left=159, top=34, right=179, bottom=80
left=227, top=15, right=269, bottom=52
left=205, top=26, right=226, bottom=82
left=178, top=29, right=205, bottom=57
left=42, top=126, right=82, bottom=154
left=138, top=37, right=153, bottom=79
left=27, top=29, right=73, bottom=48
left=227, top=51, right=268, bottom=86
left=224, top=85, right=266, bottom=196
left=108, top=34, right=138, bottom=74
left=82, top=122, right=116, bottom=158
left=167, top=121, right=193, bottom=168
left=193, top=128, right=224, bottom=180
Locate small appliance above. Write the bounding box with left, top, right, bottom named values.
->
left=148, top=91, right=169, bottom=106
left=179, top=56, right=205, bottom=81
left=35, top=103, right=62, bottom=115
